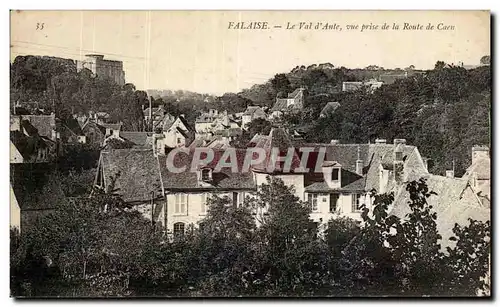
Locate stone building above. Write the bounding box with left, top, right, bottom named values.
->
left=77, top=54, right=126, bottom=86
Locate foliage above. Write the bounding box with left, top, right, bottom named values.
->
left=10, top=178, right=490, bottom=297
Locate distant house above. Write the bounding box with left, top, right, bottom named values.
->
left=11, top=114, right=59, bottom=141
left=82, top=121, right=107, bottom=147
left=241, top=106, right=267, bottom=128
left=195, top=109, right=231, bottom=134
left=270, top=88, right=305, bottom=119
left=10, top=119, right=58, bottom=163
left=378, top=72, right=408, bottom=85
left=58, top=118, right=87, bottom=144
left=342, top=80, right=384, bottom=92
left=462, top=145, right=490, bottom=207
left=149, top=116, right=196, bottom=152
left=319, top=102, right=341, bottom=118
left=144, top=105, right=169, bottom=129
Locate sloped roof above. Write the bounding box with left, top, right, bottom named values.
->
left=19, top=115, right=56, bottom=138
left=101, top=123, right=122, bottom=131
left=100, top=149, right=163, bottom=203
left=299, top=143, right=422, bottom=193
left=157, top=149, right=256, bottom=190
left=251, top=128, right=303, bottom=173
left=287, top=87, right=304, bottom=98
left=320, top=101, right=340, bottom=116
left=62, top=118, right=84, bottom=136
left=463, top=156, right=490, bottom=180
left=390, top=172, right=489, bottom=249
left=119, top=131, right=154, bottom=147
left=243, top=106, right=265, bottom=116
left=10, top=163, right=65, bottom=210
left=10, top=130, right=49, bottom=161
left=155, top=114, right=176, bottom=131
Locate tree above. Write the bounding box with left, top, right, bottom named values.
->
left=434, top=61, right=446, bottom=70
left=248, top=177, right=330, bottom=296
left=445, top=219, right=491, bottom=296
left=480, top=55, right=490, bottom=65
left=191, top=195, right=257, bottom=296
left=271, top=73, right=292, bottom=97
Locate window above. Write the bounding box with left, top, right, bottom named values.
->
left=308, top=193, right=319, bottom=212
left=173, top=222, right=185, bottom=237
left=175, top=193, right=188, bottom=215
left=352, top=194, right=363, bottom=212
left=200, top=193, right=208, bottom=215
left=201, top=169, right=212, bottom=181
left=332, top=168, right=340, bottom=181
left=395, top=151, right=403, bottom=161
left=177, top=137, right=182, bottom=145
left=330, top=193, right=339, bottom=212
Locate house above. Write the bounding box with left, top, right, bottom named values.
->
left=342, top=79, right=384, bottom=92
left=96, top=127, right=434, bottom=234
left=378, top=72, right=408, bottom=85
left=10, top=163, right=64, bottom=232
left=270, top=88, right=305, bottom=119
left=154, top=113, right=176, bottom=133
left=319, top=102, right=341, bottom=118
left=10, top=120, right=58, bottom=163
left=58, top=118, right=87, bottom=144
left=241, top=106, right=267, bottom=129
left=144, top=105, right=168, bottom=129
left=11, top=114, right=59, bottom=142
left=81, top=121, right=107, bottom=147
left=195, top=109, right=231, bottom=134
left=96, top=149, right=165, bottom=227
left=462, top=145, right=490, bottom=207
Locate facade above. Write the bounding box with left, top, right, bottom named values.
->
left=96, top=128, right=437, bottom=234
left=241, top=106, right=267, bottom=128
left=342, top=80, right=384, bottom=92
left=270, top=88, right=305, bottom=119
left=195, top=109, right=232, bottom=135
left=77, top=54, right=126, bottom=86
left=10, top=117, right=59, bottom=163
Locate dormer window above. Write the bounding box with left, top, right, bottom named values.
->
left=395, top=151, right=403, bottom=161
left=201, top=168, right=212, bottom=182
left=332, top=168, right=340, bottom=182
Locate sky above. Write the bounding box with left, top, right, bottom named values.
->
left=10, top=10, right=490, bottom=95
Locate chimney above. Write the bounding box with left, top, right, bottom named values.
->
left=422, top=157, right=429, bottom=172
left=356, top=146, right=363, bottom=175
left=393, top=141, right=404, bottom=184
left=394, top=138, right=406, bottom=146
left=330, top=139, right=340, bottom=145
left=445, top=170, right=455, bottom=178
left=375, top=138, right=387, bottom=144
left=472, top=145, right=489, bottom=166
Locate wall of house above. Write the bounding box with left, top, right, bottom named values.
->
left=195, top=122, right=212, bottom=133
left=254, top=172, right=305, bottom=201
left=10, top=186, right=21, bottom=231
left=242, top=115, right=252, bottom=128
left=165, top=191, right=251, bottom=231
left=307, top=192, right=370, bottom=223
left=10, top=141, right=24, bottom=164
left=135, top=200, right=166, bottom=228
left=83, top=124, right=105, bottom=146
left=163, top=130, right=186, bottom=147
left=403, top=148, right=428, bottom=178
